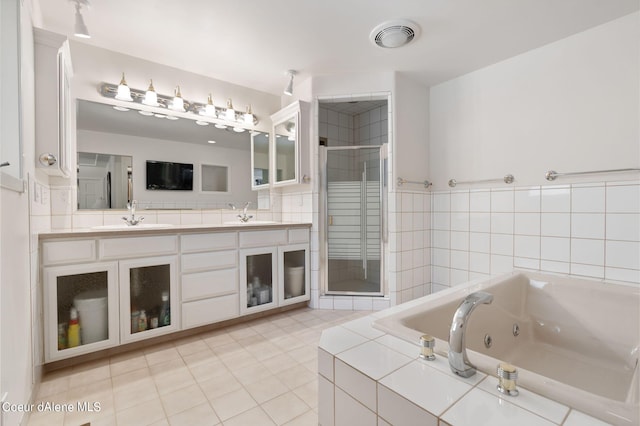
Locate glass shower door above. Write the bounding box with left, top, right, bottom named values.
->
left=325, top=146, right=383, bottom=295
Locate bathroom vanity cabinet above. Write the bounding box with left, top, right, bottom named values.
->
left=40, top=224, right=310, bottom=363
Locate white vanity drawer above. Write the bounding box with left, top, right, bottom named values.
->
left=182, top=294, right=239, bottom=329
left=181, top=268, right=237, bottom=301
left=288, top=228, right=309, bottom=243
left=42, top=240, right=96, bottom=265
left=239, top=230, right=287, bottom=247
left=99, top=236, right=178, bottom=259
left=181, top=233, right=237, bottom=253
left=181, top=250, right=236, bottom=273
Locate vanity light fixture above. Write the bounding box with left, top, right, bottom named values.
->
left=71, top=0, right=91, bottom=39
left=225, top=99, right=235, bottom=121
left=99, top=78, right=259, bottom=126
left=143, top=80, right=159, bottom=107
left=115, top=72, right=133, bottom=101
left=170, top=86, right=185, bottom=112
left=284, top=70, right=296, bottom=96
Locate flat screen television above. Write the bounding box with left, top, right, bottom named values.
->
left=146, top=160, right=193, bottom=190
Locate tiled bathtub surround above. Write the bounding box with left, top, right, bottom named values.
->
left=319, top=309, right=613, bottom=426
left=431, top=180, right=640, bottom=290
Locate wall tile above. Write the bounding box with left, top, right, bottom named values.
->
left=606, top=184, right=640, bottom=213
left=469, top=232, right=490, bottom=253
left=491, top=189, right=514, bottom=212
left=571, top=239, right=604, bottom=266
left=514, top=235, right=540, bottom=259
left=571, top=186, right=605, bottom=212
left=606, top=213, right=640, bottom=241
left=450, top=191, right=469, bottom=212
left=514, top=212, right=541, bottom=235
left=469, top=191, right=491, bottom=212
left=606, top=240, right=640, bottom=270
left=469, top=253, right=490, bottom=274
left=491, top=234, right=513, bottom=256
left=541, top=186, right=570, bottom=212
left=515, top=187, right=541, bottom=212
left=469, top=213, right=490, bottom=233
left=451, top=212, right=469, bottom=232
left=450, top=231, right=469, bottom=251
left=571, top=213, right=605, bottom=239
left=541, top=213, right=570, bottom=237
left=491, top=212, right=514, bottom=234
left=541, top=237, right=570, bottom=262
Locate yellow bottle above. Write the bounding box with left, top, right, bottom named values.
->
left=67, top=306, right=81, bottom=348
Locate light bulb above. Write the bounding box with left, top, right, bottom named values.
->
left=225, top=98, right=235, bottom=121
left=143, top=79, right=159, bottom=106
left=115, top=72, right=133, bottom=101
left=202, top=93, right=216, bottom=117
left=170, top=86, right=185, bottom=112
left=243, top=105, right=254, bottom=125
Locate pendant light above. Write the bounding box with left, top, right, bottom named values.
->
left=71, top=0, right=90, bottom=39
left=284, top=70, right=296, bottom=96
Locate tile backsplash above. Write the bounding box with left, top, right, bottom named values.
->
left=431, top=180, right=640, bottom=291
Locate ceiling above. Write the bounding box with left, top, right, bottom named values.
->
left=35, top=0, right=638, bottom=96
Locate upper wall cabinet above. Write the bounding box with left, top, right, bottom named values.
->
left=34, top=29, right=73, bottom=177
left=270, top=101, right=309, bottom=187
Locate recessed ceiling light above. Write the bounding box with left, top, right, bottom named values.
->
left=195, top=120, right=210, bottom=126
left=113, top=106, right=129, bottom=112
left=207, top=140, right=216, bottom=144
left=165, top=115, right=179, bottom=120
left=138, top=110, right=154, bottom=116
left=214, top=123, right=227, bottom=129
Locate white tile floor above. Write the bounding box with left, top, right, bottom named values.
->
left=28, top=308, right=371, bottom=426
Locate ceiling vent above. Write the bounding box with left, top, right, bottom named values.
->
left=370, top=19, right=420, bottom=48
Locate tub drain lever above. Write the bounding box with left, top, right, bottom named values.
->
left=497, top=363, right=519, bottom=396
left=419, top=334, right=436, bottom=361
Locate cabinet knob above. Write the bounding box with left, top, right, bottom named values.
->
left=39, top=153, right=57, bottom=166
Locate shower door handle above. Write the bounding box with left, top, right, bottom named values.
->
left=328, top=215, right=333, bottom=226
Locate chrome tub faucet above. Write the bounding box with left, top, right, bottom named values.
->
left=448, top=291, right=493, bottom=377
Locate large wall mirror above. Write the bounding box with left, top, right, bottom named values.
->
left=76, top=100, right=263, bottom=210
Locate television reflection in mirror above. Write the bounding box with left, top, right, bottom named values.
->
left=146, top=160, right=193, bottom=191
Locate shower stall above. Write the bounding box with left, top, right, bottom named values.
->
left=319, top=99, right=389, bottom=296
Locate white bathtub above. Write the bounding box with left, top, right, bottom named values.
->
left=373, top=271, right=639, bottom=425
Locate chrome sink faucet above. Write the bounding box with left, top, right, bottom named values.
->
left=237, top=201, right=253, bottom=223
left=122, top=200, right=144, bottom=226
left=448, top=291, right=493, bottom=377
left=228, top=202, right=254, bottom=222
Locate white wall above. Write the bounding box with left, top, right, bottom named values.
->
left=429, top=12, right=639, bottom=191
left=1, top=1, right=41, bottom=425
left=428, top=12, right=640, bottom=290
left=78, top=129, right=256, bottom=209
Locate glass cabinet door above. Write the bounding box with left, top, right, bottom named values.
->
left=119, top=256, right=178, bottom=343
left=240, top=248, right=277, bottom=314
left=274, top=117, right=298, bottom=184
left=279, top=244, right=310, bottom=306
left=44, top=262, right=119, bottom=362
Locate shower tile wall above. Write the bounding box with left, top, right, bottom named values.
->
left=430, top=180, right=640, bottom=291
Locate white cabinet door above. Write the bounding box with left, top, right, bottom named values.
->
left=239, top=247, right=278, bottom=315
left=278, top=244, right=310, bottom=306
left=119, top=256, right=179, bottom=343
left=44, top=262, right=119, bottom=362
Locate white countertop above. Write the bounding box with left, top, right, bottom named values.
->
left=38, top=221, right=312, bottom=240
